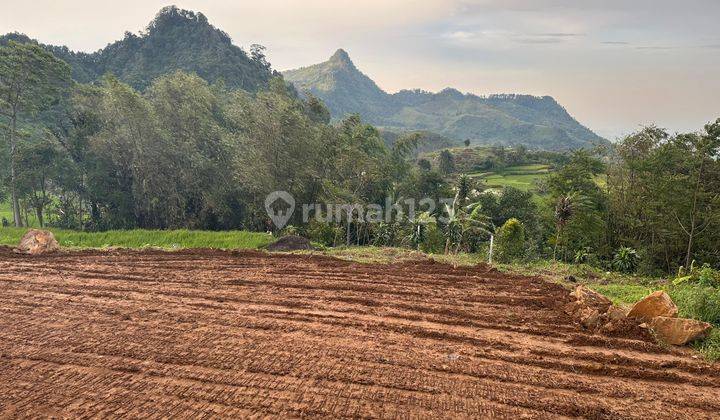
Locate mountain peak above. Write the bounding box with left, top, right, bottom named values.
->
left=329, top=49, right=353, bottom=66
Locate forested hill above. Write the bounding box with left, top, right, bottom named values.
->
left=284, top=50, right=607, bottom=150
left=0, top=6, right=274, bottom=92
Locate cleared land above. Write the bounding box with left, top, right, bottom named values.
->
left=0, top=248, right=718, bottom=418
left=468, top=164, right=552, bottom=192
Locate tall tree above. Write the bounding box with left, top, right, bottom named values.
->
left=0, top=41, right=70, bottom=226
left=438, top=149, right=455, bottom=174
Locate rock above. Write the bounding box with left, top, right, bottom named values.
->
left=266, top=235, right=315, bottom=252
left=572, top=286, right=613, bottom=313
left=649, top=316, right=712, bottom=345
left=605, top=306, right=627, bottom=322
left=627, top=291, right=678, bottom=322
left=578, top=307, right=602, bottom=329
left=15, top=229, right=60, bottom=255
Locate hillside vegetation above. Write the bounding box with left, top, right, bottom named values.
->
left=0, top=6, right=273, bottom=92
left=0, top=6, right=719, bottom=280
left=284, top=50, right=607, bottom=150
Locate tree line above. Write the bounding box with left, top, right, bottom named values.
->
left=1, top=40, right=718, bottom=274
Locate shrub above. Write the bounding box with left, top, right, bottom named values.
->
left=304, top=221, right=342, bottom=247
left=280, top=225, right=298, bottom=237
left=669, top=284, right=720, bottom=325
left=495, top=218, right=525, bottom=262
left=673, top=263, right=720, bottom=288
left=420, top=223, right=445, bottom=254
left=612, top=246, right=638, bottom=273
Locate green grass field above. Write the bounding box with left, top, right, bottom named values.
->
left=0, top=227, right=274, bottom=250
left=0, top=200, right=40, bottom=228
left=468, top=164, right=552, bottom=192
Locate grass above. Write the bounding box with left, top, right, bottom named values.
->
left=317, top=246, right=481, bottom=266
left=0, top=200, right=40, bottom=227
left=468, top=164, right=551, bottom=193
left=0, top=227, right=274, bottom=250
left=495, top=259, right=720, bottom=362
left=587, top=284, right=656, bottom=306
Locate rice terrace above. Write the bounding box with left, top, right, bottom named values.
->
left=2, top=1, right=720, bottom=419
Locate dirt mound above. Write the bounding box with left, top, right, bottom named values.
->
left=266, top=235, right=315, bottom=251
left=0, top=249, right=717, bottom=418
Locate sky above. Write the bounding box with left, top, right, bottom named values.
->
left=2, top=0, right=719, bottom=140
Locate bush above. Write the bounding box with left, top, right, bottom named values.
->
left=420, top=223, right=445, bottom=254
left=673, top=263, right=720, bottom=288
left=304, top=221, right=342, bottom=247
left=668, top=284, right=720, bottom=325
left=612, top=246, right=638, bottom=273
left=495, top=218, right=525, bottom=262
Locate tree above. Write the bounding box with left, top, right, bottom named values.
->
left=496, top=218, right=525, bottom=262
left=547, top=151, right=606, bottom=261
left=439, top=149, right=455, bottom=174
left=607, top=122, right=720, bottom=272
left=15, top=139, right=64, bottom=227
left=0, top=41, right=70, bottom=226
left=464, top=139, right=471, bottom=147
left=457, top=174, right=472, bottom=204
left=417, top=158, right=432, bottom=171
left=553, top=193, right=579, bottom=260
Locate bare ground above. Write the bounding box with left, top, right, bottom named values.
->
left=0, top=248, right=718, bottom=419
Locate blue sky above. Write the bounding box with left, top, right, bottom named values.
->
left=2, top=0, right=719, bottom=139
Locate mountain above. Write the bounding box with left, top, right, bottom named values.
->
left=1, top=6, right=273, bottom=92
left=284, top=50, right=607, bottom=150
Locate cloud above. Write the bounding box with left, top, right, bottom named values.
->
left=635, top=46, right=675, bottom=50
left=601, top=41, right=630, bottom=45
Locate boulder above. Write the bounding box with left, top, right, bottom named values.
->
left=578, top=307, right=602, bottom=330
left=605, top=306, right=627, bottom=322
left=16, top=229, right=60, bottom=255
left=627, top=291, right=678, bottom=322
left=571, top=286, right=613, bottom=313
left=649, top=316, right=712, bottom=345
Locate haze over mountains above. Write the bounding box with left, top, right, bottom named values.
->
left=284, top=49, right=607, bottom=150
left=2, top=6, right=605, bottom=150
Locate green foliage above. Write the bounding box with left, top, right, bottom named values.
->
left=1, top=7, right=273, bottom=92
left=438, top=149, right=455, bottom=174
left=304, top=221, right=342, bottom=247
left=607, top=123, right=720, bottom=272
left=0, top=40, right=71, bottom=227
left=673, top=263, right=720, bottom=288
left=669, top=285, right=720, bottom=325
left=495, top=218, right=525, bottom=262
left=589, top=284, right=655, bottom=306
left=612, top=247, right=639, bottom=273
left=693, top=329, right=720, bottom=362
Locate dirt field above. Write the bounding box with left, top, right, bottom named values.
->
left=0, top=248, right=718, bottom=419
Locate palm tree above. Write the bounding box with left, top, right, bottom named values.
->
left=553, top=192, right=587, bottom=261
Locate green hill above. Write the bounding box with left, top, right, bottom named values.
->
left=1, top=6, right=273, bottom=92
left=284, top=50, right=607, bottom=150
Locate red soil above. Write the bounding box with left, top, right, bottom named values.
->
left=0, top=248, right=717, bottom=418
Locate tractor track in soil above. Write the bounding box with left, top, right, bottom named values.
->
left=0, top=247, right=718, bottom=419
